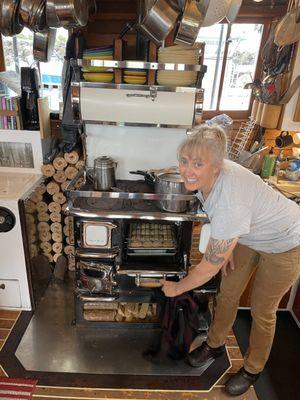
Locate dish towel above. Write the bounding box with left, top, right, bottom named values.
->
left=0, top=377, right=38, bottom=399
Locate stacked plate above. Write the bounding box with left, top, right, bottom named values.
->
left=157, top=45, right=199, bottom=87
left=82, top=45, right=114, bottom=82
left=123, top=69, right=147, bottom=85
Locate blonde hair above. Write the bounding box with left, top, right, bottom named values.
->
left=178, top=124, right=228, bottom=167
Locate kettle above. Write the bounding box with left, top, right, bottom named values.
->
left=93, top=156, right=117, bottom=191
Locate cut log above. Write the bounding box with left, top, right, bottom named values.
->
left=31, top=192, right=43, bottom=204
left=53, top=171, right=67, bottom=183
left=61, top=202, right=68, bottom=213
left=64, top=216, right=73, bottom=225
left=36, top=184, right=47, bottom=196
left=25, top=200, right=36, bottom=214
left=36, top=201, right=48, bottom=213
left=53, top=252, right=62, bottom=262
left=25, top=213, right=35, bottom=225
left=46, top=181, right=60, bottom=195
left=65, top=165, right=78, bottom=180
left=48, top=202, right=61, bottom=213
left=50, top=212, right=61, bottom=223
left=53, top=192, right=66, bottom=204
left=64, top=245, right=75, bottom=255
left=41, top=164, right=55, bottom=177
left=65, top=235, right=74, bottom=245
left=50, top=222, right=62, bottom=233
left=29, top=244, right=38, bottom=257
left=52, top=232, right=63, bottom=242
left=60, top=180, right=71, bottom=191
left=52, top=242, right=63, bottom=254
left=39, top=230, right=52, bottom=242
left=37, top=212, right=50, bottom=222
left=44, top=252, right=53, bottom=263
left=64, top=148, right=80, bottom=164
left=28, top=233, right=36, bottom=244
left=74, top=176, right=84, bottom=189
left=37, top=221, right=50, bottom=232
left=75, top=159, right=85, bottom=170
left=40, top=242, right=52, bottom=253
left=53, top=153, right=68, bottom=171
left=63, top=225, right=70, bottom=236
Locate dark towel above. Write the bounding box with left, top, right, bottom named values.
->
left=143, top=293, right=200, bottom=364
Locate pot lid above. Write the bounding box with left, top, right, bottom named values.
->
left=94, top=156, right=116, bottom=167
left=158, top=173, right=184, bottom=182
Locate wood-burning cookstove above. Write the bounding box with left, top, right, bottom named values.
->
left=66, top=170, right=215, bottom=327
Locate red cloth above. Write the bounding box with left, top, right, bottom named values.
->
left=0, top=377, right=38, bottom=399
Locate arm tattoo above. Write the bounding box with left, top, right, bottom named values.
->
left=204, top=238, right=234, bottom=265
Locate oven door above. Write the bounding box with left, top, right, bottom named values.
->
left=79, top=220, right=118, bottom=250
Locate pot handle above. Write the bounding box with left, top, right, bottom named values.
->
left=129, top=170, right=155, bottom=185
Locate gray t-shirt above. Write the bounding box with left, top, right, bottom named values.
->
left=196, top=159, right=300, bottom=253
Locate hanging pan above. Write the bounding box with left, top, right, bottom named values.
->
left=226, top=0, right=242, bottom=24
left=139, top=0, right=180, bottom=46
left=33, top=28, right=57, bottom=62
left=174, top=0, right=210, bottom=46
left=202, top=0, right=231, bottom=27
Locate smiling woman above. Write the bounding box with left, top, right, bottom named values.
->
left=178, top=125, right=227, bottom=195
left=161, top=122, right=300, bottom=397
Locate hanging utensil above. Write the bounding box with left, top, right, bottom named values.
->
left=274, top=6, right=300, bottom=47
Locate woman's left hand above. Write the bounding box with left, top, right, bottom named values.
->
left=160, top=280, right=180, bottom=297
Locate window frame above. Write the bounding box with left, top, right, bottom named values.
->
left=202, top=17, right=271, bottom=120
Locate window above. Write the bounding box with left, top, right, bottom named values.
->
left=2, top=28, right=68, bottom=111
left=197, top=23, right=264, bottom=115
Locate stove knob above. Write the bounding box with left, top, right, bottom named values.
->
left=0, top=207, right=16, bottom=233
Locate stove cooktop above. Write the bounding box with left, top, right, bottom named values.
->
left=74, top=180, right=161, bottom=213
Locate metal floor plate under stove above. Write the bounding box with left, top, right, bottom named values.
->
left=16, top=276, right=214, bottom=376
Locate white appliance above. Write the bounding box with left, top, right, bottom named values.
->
left=0, top=130, right=43, bottom=310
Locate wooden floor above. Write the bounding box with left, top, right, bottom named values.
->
left=0, top=309, right=258, bottom=400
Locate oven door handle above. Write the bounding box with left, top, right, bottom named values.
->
left=76, top=249, right=118, bottom=259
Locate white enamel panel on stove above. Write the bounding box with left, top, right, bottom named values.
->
left=85, top=225, right=109, bottom=247
left=85, top=125, right=187, bottom=180
left=80, top=87, right=195, bottom=126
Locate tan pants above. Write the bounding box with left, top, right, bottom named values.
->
left=207, top=243, right=300, bottom=374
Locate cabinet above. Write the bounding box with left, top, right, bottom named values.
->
left=0, top=279, right=21, bottom=308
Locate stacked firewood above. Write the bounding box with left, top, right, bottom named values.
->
left=38, top=149, right=84, bottom=269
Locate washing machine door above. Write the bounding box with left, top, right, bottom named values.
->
left=0, top=207, right=16, bottom=232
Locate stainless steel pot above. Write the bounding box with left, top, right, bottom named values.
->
left=174, top=0, right=210, bottom=46
left=46, top=0, right=89, bottom=28
left=155, top=172, right=189, bottom=212
left=94, top=156, right=117, bottom=191
left=0, top=0, right=23, bottom=36
left=139, top=0, right=180, bottom=46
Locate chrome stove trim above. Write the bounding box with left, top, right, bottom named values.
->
left=69, top=207, right=207, bottom=222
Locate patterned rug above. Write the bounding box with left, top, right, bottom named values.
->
left=0, top=377, right=37, bottom=399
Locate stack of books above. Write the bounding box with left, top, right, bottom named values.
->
left=0, top=95, right=23, bottom=130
